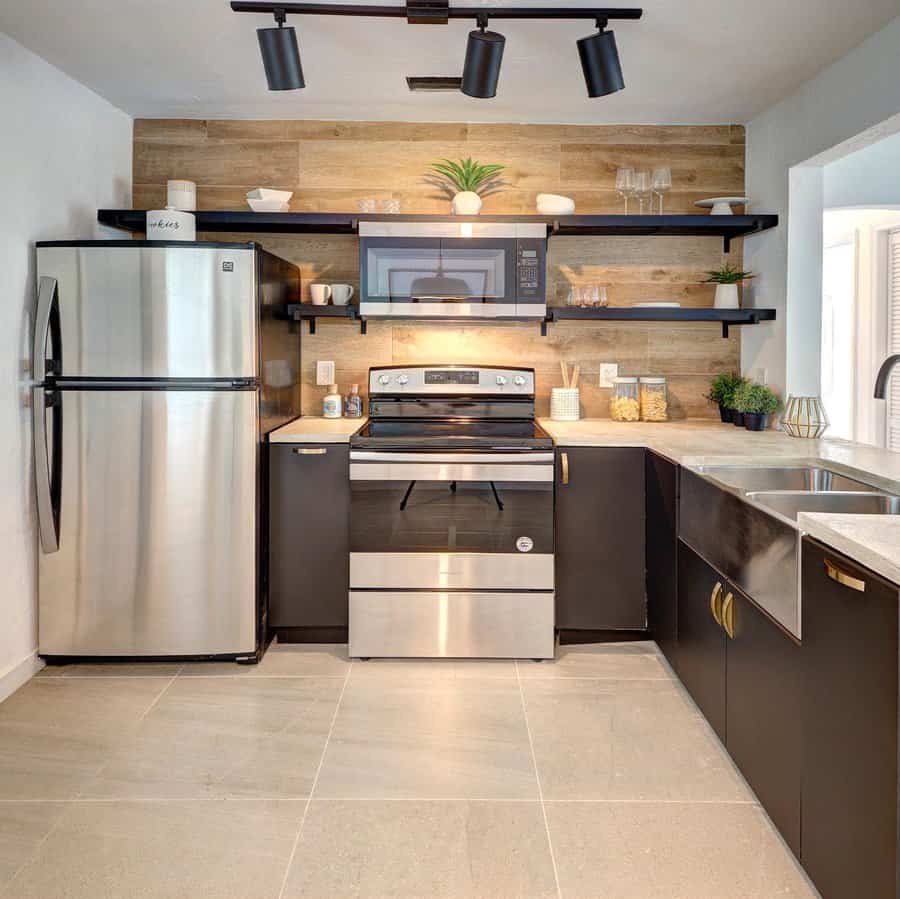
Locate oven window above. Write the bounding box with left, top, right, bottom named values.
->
left=350, top=479, right=553, bottom=554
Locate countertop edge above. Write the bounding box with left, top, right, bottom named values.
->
left=268, top=417, right=366, bottom=444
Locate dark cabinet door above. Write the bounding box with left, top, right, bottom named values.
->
left=268, top=444, right=350, bottom=635
left=725, top=587, right=802, bottom=856
left=676, top=541, right=727, bottom=740
left=801, top=537, right=898, bottom=899
left=555, top=447, right=646, bottom=631
left=646, top=451, right=679, bottom=669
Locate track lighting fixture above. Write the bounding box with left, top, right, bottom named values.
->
left=256, top=7, right=305, bottom=91
left=461, top=14, right=505, bottom=99
left=577, top=18, right=624, bottom=97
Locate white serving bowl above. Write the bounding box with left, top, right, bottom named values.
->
left=246, top=188, right=293, bottom=202
left=247, top=198, right=290, bottom=213
left=536, top=193, right=576, bottom=215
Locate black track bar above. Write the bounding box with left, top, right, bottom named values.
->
left=231, top=3, right=643, bottom=20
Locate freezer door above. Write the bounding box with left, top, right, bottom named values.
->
left=37, top=388, right=258, bottom=657
left=36, top=243, right=257, bottom=379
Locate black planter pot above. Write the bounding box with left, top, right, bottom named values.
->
left=732, top=411, right=745, bottom=427
left=744, top=412, right=769, bottom=431
left=719, top=404, right=734, bottom=423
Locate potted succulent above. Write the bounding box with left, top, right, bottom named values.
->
left=705, top=372, right=745, bottom=423
left=735, top=381, right=780, bottom=431
left=428, top=157, right=506, bottom=215
left=704, top=263, right=756, bottom=309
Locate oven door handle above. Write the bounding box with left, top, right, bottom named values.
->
left=350, top=451, right=555, bottom=464
left=350, top=461, right=554, bottom=482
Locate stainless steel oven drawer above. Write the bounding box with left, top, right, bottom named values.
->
left=349, top=591, right=555, bottom=659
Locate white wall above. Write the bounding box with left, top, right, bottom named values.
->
left=0, top=33, right=132, bottom=699
left=824, top=130, right=900, bottom=209
left=743, top=15, right=900, bottom=400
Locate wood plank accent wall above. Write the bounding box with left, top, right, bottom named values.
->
left=133, top=119, right=745, bottom=418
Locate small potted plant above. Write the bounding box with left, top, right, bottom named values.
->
left=704, top=262, right=756, bottom=309
left=705, top=372, right=745, bottom=423
left=737, top=382, right=780, bottom=431
left=428, top=157, right=505, bottom=215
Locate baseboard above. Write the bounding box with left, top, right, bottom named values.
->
left=271, top=626, right=348, bottom=644
left=0, top=650, right=44, bottom=702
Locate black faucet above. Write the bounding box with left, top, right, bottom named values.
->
left=874, top=355, right=900, bottom=398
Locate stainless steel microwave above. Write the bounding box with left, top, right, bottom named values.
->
left=358, top=221, right=547, bottom=319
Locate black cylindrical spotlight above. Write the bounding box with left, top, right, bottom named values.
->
left=461, top=20, right=505, bottom=99
left=577, top=24, right=624, bottom=98
left=257, top=10, right=305, bottom=91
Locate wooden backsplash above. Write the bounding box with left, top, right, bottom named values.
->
left=133, top=119, right=745, bottom=418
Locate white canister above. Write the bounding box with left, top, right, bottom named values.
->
left=550, top=387, right=580, bottom=421
left=146, top=207, right=196, bottom=241
left=166, top=180, right=196, bottom=211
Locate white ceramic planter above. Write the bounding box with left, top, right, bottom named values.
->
left=452, top=191, right=482, bottom=215
left=713, top=283, right=739, bottom=309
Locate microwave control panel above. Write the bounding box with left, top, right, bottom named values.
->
left=516, top=239, right=546, bottom=301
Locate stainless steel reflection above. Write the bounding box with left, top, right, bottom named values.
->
left=350, top=552, right=554, bottom=590
left=350, top=455, right=554, bottom=483
left=31, top=386, right=58, bottom=553
left=350, top=451, right=553, bottom=464
left=349, top=591, right=555, bottom=659
left=35, top=244, right=257, bottom=379
left=747, top=490, right=900, bottom=521
left=38, top=389, right=257, bottom=656
left=32, top=276, right=57, bottom=384
left=693, top=465, right=877, bottom=494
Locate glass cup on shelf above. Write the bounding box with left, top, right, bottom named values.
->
left=595, top=285, right=609, bottom=307
left=634, top=171, right=652, bottom=214
left=615, top=167, right=635, bottom=214
left=357, top=197, right=377, bottom=214
left=651, top=166, right=672, bottom=214
left=566, top=286, right=580, bottom=307
left=381, top=198, right=401, bottom=214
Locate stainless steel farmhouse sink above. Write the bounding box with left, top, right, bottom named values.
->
left=746, top=490, right=900, bottom=522
left=693, top=464, right=877, bottom=494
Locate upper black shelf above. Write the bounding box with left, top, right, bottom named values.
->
left=97, top=210, right=778, bottom=250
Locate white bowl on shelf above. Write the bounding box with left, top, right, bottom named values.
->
left=536, top=193, right=576, bottom=215
left=247, top=198, right=290, bottom=213
left=246, top=188, right=293, bottom=203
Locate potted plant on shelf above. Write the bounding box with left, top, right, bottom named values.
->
left=736, top=382, right=780, bottom=431
left=705, top=372, right=745, bottom=423
left=704, top=263, right=756, bottom=309
left=428, top=157, right=506, bottom=215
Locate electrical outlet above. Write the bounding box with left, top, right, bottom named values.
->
left=598, top=363, right=618, bottom=388
left=316, top=360, right=335, bottom=386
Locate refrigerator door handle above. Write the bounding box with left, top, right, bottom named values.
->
left=33, top=276, right=59, bottom=383
left=33, top=386, right=61, bottom=553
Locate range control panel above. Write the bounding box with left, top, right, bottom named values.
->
left=369, top=366, right=535, bottom=395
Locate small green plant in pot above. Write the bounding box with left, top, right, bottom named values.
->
left=735, top=382, right=779, bottom=431
left=704, top=263, right=756, bottom=309
left=705, top=372, right=745, bottom=423
left=428, top=158, right=506, bottom=215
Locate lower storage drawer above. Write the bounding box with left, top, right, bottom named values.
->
left=349, top=591, right=555, bottom=659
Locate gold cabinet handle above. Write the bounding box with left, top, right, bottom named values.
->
left=722, top=591, right=735, bottom=639
left=293, top=447, right=328, bottom=455
left=561, top=452, right=569, bottom=485
left=709, top=582, right=724, bottom=625
left=824, top=559, right=866, bottom=593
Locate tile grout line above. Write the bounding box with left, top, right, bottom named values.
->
left=276, top=660, right=352, bottom=899
left=515, top=659, right=563, bottom=899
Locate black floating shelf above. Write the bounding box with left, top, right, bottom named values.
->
left=547, top=306, right=777, bottom=338
left=97, top=210, right=778, bottom=250
left=287, top=303, right=366, bottom=334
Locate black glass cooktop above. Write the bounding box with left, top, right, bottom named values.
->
left=350, top=418, right=553, bottom=450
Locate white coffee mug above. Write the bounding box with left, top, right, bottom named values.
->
left=309, top=284, right=332, bottom=306
left=331, top=284, right=354, bottom=306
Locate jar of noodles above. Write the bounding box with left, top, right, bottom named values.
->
left=639, top=376, right=668, bottom=422
left=610, top=377, right=640, bottom=421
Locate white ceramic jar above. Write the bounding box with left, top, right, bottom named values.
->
left=166, top=180, right=196, bottom=211
left=146, top=207, right=196, bottom=241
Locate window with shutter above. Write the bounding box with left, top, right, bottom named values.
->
left=888, top=230, right=900, bottom=450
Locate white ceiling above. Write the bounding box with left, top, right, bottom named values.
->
left=1, top=0, right=896, bottom=124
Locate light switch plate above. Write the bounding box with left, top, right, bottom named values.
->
left=316, top=360, right=335, bottom=386
left=598, top=363, right=618, bottom=388
left=750, top=367, right=768, bottom=385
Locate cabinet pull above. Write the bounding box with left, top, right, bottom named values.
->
left=709, top=582, right=724, bottom=625
left=824, top=559, right=866, bottom=593
left=722, top=591, right=735, bottom=639
left=560, top=452, right=569, bottom=485
left=293, top=447, right=328, bottom=455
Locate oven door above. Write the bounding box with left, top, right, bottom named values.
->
left=349, top=451, right=554, bottom=590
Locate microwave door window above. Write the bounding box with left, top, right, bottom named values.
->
left=440, top=245, right=506, bottom=301
left=367, top=245, right=442, bottom=300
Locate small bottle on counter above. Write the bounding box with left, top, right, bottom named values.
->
left=344, top=384, right=363, bottom=418
left=323, top=384, right=342, bottom=419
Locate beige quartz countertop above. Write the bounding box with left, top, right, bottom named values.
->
left=269, top=416, right=366, bottom=444
left=798, top=514, right=900, bottom=586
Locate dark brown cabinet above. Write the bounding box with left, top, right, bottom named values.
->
left=801, top=537, right=899, bottom=899
left=646, top=451, right=679, bottom=668
left=555, top=446, right=646, bottom=633
left=268, top=443, right=350, bottom=641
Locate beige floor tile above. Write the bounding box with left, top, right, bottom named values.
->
left=546, top=801, right=817, bottom=899
left=283, top=800, right=558, bottom=898
left=38, top=662, right=184, bottom=678
left=80, top=677, right=344, bottom=799
left=350, top=658, right=517, bottom=681
left=181, top=643, right=350, bottom=678
left=518, top=642, right=671, bottom=680
left=0, top=800, right=304, bottom=899
left=523, top=679, right=752, bottom=801
left=0, top=679, right=171, bottom=799
left=315, top=675, right=538, bottom=799
left=0, top=802, right=67, bottom=890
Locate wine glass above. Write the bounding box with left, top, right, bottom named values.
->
left=615, top=167, right=635, bottom=214
left=651, top=166, right=672, bottom=214
left=634, top=171, right=651, bottom=214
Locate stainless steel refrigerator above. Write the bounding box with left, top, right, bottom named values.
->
left=33, top=240, right=300, bottom=661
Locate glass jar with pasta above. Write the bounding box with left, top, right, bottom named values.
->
left=610, top=377, right=640, bottom=421
left=639, top=376, right=668, bottom=422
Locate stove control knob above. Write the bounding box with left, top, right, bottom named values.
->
left=397, top=374, right=409, bottom=385
left=496, top=375, right=508, bottom=386
left=378, top=374, right=391, bottom=385
left=514, top=375, right=527, bottom=387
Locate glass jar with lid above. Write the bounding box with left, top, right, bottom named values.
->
left=639, top=376, right=668, bottom=422
left=610, top=377, right=640, bottom=421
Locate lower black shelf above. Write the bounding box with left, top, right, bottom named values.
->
left=287, top=304, right=365, bottom=334
left=547, top=306, right=777, bottom=338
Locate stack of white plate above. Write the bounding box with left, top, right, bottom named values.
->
left=246, top=189, right=292, bottom=212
